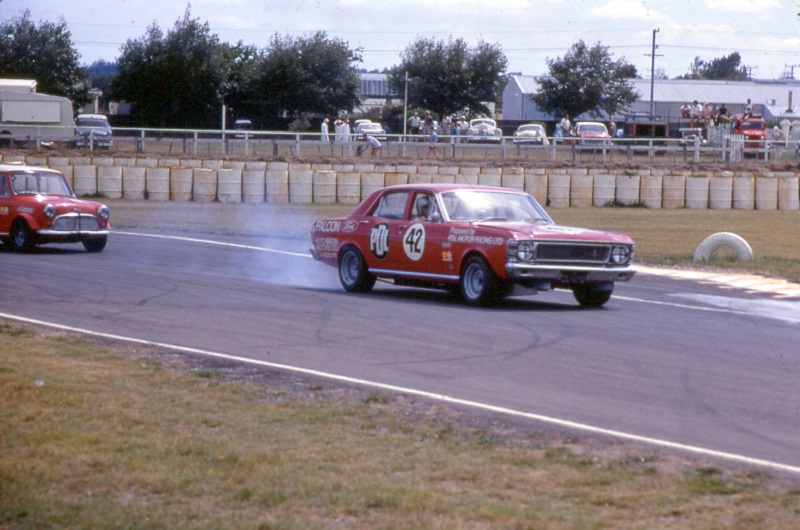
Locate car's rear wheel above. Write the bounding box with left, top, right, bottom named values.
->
left=572, top=283, right=614, bottom=308
left=460, top=256, right=503, bottom=306
left=9, top=220, right=35, bottom=252
left=338, top=246, right=376, bottom=293
left=83, top=236, right=107, bottom=253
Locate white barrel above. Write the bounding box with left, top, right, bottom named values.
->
left=146, top=167, right=170, bottom=201
left=569, top=174, right=593, bottom=207
left=51, top=165, right=74, bottom=189
left=289, top=169, right=313, bottom=204
left=662, top=174, right=686, bottom=209
left=547, top=174, right=570, bottom=208
left=72, top=165, right=97, bottom=197
left=708, top=177, right=733, bottom=209
left=97, top=166, right=122, bottom=199
left=361, top=172, right=385, bottom=199
left=755, top=177, right=778, bottom=210
left=313, top=170, right=337, bottom=204
left=733, top=176, right=755, bottom=209
left=592, top=173, right=615, bottom=207
left=478, top=168, right=501, bottom=187
left=457, top=167, right=480, bottom=186
left=685, top=176, right=709, bottom=209
left=385, top=172, right=409, bottom=187
left=501, top=173, right=524, bottom=191
left=122, top=167, right=146, bottom=200
left=266, top=169, right=289, bottom=204
left=640, top=175, right=663, bottom=209
left=217, top=168, right=242, bottom=203
left=615, top=174, right=640, bottom=206
left=337, top=172, right=361, bottom=204
left=170, top=168, right=193, bottom=201
left=524, top=172, right=547, bottom=205
left=778, top=176, right=799, bottom=210
left=432, top=173, right=456, bottom=184
left=192, top=168, right=218, bottom=203
left=242, top=169, right=266, bottom=203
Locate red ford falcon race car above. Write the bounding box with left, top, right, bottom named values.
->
left=0, top=164, right=110, bottom=252
left=311, top=184, right=635, bottom=307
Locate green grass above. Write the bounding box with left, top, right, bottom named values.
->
left=3, top=202, right=800, bottom=528
left=2, top=324, right=800, bottom=529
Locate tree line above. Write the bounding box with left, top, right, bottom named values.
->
left=0, top=7, right=752, bottom=130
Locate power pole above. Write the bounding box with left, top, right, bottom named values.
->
left=645, top=28, right=661, bottom=118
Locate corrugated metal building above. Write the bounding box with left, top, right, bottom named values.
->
left=502, top=74, right=800, bottom=123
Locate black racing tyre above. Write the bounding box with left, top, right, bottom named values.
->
left=338, top=246, right=376, bottom=293
left=82, top=236, right=107, bottom=253
left=9, top=220, right=35, bottom=252
left=693, top=232, right=753, bottom=262
left=573, top=283, right=614, bottom=308
left=459, top=255, right=503, bottom=306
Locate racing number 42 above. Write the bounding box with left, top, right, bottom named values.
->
left=403, top=224, right=425, bottom=261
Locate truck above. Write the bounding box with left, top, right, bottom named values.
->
left=730, top=113, right=766, bottom=150
left=0, top=91, right=75, bottom=146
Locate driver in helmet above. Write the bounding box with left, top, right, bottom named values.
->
left=414, top=196, right=431, bottom=222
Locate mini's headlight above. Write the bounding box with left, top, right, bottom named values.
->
left=97, top=205, right=110, bottom=220
left=611, top=245, right=631, bottom=265
left=516, top=242, right=535, bottom=262
left=44, top=204, right=56, bottom=218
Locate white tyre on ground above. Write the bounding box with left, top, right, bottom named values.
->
left=693, top=232, right=753, bottom=262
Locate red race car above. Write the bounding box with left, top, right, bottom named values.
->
left=311, top=184, right=635, bottom=307
left=0, top=164, right=110, bottom=252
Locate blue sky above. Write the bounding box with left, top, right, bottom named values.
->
left=3, top=0, right=799, bottom=80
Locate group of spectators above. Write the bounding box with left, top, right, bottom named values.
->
left=680, top=100, right=732, bottom=127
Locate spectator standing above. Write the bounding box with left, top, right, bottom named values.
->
left=458, top=117, right=469, bottom=143
left=423, top=111, right=434, bottom=137
left=334, top=118, right=345, bottom=143
left=441, top=115, right=452, bottom=141
left=559, top=114, right=571, bottom=139
left=408, top=112, right=421, bottom=140
left=608, top=121, right=617, bottom=138
left=343, top=118, right=351, bottom=141
left=320, top=118, right=330, bottom=142
left=427, top=126, right=440, bottom=158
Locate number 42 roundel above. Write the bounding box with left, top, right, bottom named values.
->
left=403, top=223, right=425, bottom=261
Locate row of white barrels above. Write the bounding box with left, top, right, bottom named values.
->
left=48, top=164, right=800, bottom=210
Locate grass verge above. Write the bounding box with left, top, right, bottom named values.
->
left=2, top=323, right=800, bottom=529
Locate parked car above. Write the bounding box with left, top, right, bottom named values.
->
left=466, top=118, right=502, bottom=143
left=678, top=128, right=707, bottom=146
left=572, top=121, right=611, bottom=145
left=355, top=121, right=386, bottom=141
left=0, top=164, right=110, bottom=252
left=74, top=113, right=113, bottom=148
left=310, top=184, right=635, bottom=307
left=512, top=123, right=549, bottom=145
left=233, top=119, right=253, bottom=138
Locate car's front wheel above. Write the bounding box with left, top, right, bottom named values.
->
left=460, top=256, right=503, bottom=306
left=572, top=283, right=614, bottom=308
left=83, top=236, right=107, bottom=253
left=338, top=246, right=376, bottom=293
left=9, top=220, right=35, bottom=252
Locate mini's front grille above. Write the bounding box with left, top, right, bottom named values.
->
left=52, top=213, right=101, bottom=231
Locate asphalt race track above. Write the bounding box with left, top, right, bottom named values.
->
left=2, top=230, right=800, bottom=475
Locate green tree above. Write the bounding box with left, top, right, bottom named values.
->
left=0, top=9, right=91, bottom=107
left=531, top=40, right=639, bottom=120
left=110, top=7, right=227, bottom=128
left=252, top=31, right=362, bottom=124
left=387, top=37, right=508, bottom=118
left=679, top=52, right=748, bottom=81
